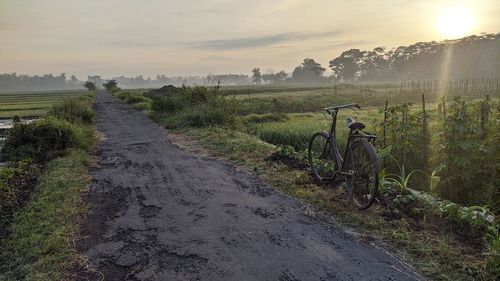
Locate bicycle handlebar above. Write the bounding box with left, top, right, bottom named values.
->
left=323, top=103, right=360, bottom=113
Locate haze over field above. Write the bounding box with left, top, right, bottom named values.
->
left=1, top=0, right=499, bottom=79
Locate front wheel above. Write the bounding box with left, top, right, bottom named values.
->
left=308, top=131, right=337, bottom=182
left=344, top=139, right=380, bottom=210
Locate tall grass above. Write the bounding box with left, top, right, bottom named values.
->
left=150, top=85, right=240, bottom=128
left=252, top=112, right=372, bottom=151
left=47, top=98, right=94, bottom=124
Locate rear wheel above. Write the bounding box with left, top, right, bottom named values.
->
left=344, top=139, right=379, bottom=210
left=308, top=131, right=337, bottom=182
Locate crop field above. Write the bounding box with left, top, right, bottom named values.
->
left=0, top=90, right=87, bottom=118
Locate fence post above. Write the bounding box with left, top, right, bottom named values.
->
left=383, top=100, right=388, bottom=147
left=422, top=94, right=430, bottom=174
left=443, top=97, right=446, bottom=117
left=480, top=95, right=490, bottom=140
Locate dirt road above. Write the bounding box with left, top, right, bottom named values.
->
left=76, top=91, right=422, bottom=280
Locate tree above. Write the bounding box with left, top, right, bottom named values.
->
left=291, top=58, right=326, bottom=83
left=251, top=67, right=262, bottom=85
left=87, top=75, right=104, bottom=86
left=102, top=80, right=120, bottom=92
left=262, top=71, right=288, bottom=83
left=84, top=81, right=97, bottom=91
left=275, top=71, right=288, bottom=82
left=329, top=49, right=365, bottom=81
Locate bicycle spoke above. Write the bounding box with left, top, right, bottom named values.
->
left=345, top=140, right=378, bottom=209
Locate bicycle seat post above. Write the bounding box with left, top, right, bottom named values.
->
left=330, top=109, right=339, bottom=137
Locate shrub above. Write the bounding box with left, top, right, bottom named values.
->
left=0, top=117, right=92, bottom=163
left=133, top=101, right=150, bottom=111
left=118, top=92, right=149, bottom=104
left=144, top=85, right=179, bottom=99
left=151, top=95, right=185, bottom=113
left=47, top=99, right=94, bottom=124
left=150, top=85, right=240, bottom=128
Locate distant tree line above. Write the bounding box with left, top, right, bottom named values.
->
left=1, top=33, right=497, bottom=91
left=252, top=33, right=499, bottom=84
left=0, top=73, right=81, bottom=92
left=328, top=33, right=500, bottom=82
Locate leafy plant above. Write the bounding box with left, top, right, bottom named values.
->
left=382, top=154, right=422, bottom=193
left=437, top=97, right=497, bottom=207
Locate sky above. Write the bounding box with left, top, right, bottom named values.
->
left=0, top=0, right=498, bottom=79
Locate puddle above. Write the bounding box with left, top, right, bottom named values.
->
left=0, top=118, right=37, bottom=165
left=0, top=117, right=38, bottom=130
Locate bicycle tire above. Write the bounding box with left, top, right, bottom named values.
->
left=308, top=131, right=337, bottom=182
left=344, top=139, right=380, bottom=210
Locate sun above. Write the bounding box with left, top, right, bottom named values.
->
left=436, top=6, right=474, bottom=39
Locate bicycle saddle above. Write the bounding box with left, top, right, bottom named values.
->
left=346, top=117, right=366, bottom=130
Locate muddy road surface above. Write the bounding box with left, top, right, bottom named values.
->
left=76, top=91, right=422, bottom=281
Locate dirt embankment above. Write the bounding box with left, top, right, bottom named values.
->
left=75, top=91, right=423, bottom=280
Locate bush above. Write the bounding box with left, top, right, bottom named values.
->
left=144, top=85, right=179, bottom=99
left=133, top=101, right=150, bottom=111
left=150, top=85, right=240, bottom=128
left=118, top=92, right=149, bottom=104
left=0, top=117, right=93, bottom=163
left=47, top=99, right=94, bottom=124
left=151, top=95, right=185, bottom=113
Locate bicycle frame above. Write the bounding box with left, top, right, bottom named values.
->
left=324, top=108, right=377, bottom=180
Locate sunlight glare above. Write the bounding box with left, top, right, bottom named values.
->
left=436, top=6, right=474, bottom=39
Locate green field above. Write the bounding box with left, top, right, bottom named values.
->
left=0, top=90, right=88, bottom=118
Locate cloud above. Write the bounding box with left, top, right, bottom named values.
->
left=109, top=40, right=161, bottom=47
left=200, top=55, right=230, bottom=62
left=188, top=31, right=343, bottom=50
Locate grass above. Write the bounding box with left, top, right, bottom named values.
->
left=248, top=112, right=371, bottom=151
left=0, top=150, right=91, bottom=281
left=0, top=90, right=88, bottom=118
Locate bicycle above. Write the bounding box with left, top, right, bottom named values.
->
left=308, top=103, right=380, bottom=210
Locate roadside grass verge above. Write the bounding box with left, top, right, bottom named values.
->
left=0, top=150, right=91, bottom=281
left=0, top=93, right=95, bottom=280
left=172, top=127, right=497, bottom=281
